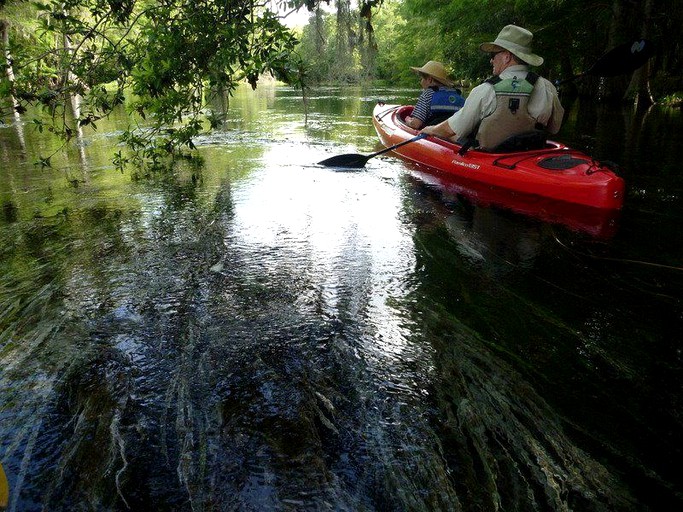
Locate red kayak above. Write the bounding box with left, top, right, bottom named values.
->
left=372, top=104, right=625, bottom=210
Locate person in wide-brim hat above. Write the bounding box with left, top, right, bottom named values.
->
left=405, top=60, right=463, bottom=129
left=479, top=24, right=544, bottom=66
left=419, top=24, right=563, bottom=148
left=409, top=61, right=454, bottom=87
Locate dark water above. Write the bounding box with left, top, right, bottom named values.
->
left=0, top=84, right=681, bottom=511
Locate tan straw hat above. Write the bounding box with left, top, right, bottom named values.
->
left=409, top=61, right=454, bottom=87
left=480, top=25, right=544, bottom=66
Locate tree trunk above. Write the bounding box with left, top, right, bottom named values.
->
left=314, top=6, right=324, bottom=56
left=602, top=0, right=637, bottom=102
left=1, top=18, right=27, bottom=150
left=1, top=19, right=20, bottom=115
left=558, top=54, right=578, bottom=97
left=63, top=32, right=85, bottom=140
left=623, top=0, right=654, bottom=107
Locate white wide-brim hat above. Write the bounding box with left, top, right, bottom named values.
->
left=409, top=61, right=454, bottom=87
left=480, top=25, right=544, bottom=67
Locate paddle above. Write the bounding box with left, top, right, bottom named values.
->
left=556, top=39, right=653, bottom=85
left=318, top=133, right=427, bottom=168
left=1, top=461, right=8, bottom=510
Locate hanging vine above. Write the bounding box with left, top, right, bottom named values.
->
left=358, top=1, right=381, bottom=80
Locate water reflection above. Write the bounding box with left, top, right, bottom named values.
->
left=0, top=84, right=681, bottom=511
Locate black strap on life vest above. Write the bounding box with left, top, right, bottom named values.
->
left=485, top=72, right=539, bottom=86
left=526, top=72, right=539, bottom=85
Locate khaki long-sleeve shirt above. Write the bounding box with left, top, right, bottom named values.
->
left=447, top=65, right=564, bottom=139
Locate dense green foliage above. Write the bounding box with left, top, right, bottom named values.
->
left=298, top=0, right=682, bottom=103
left=1, top=0, right=306, bottom=169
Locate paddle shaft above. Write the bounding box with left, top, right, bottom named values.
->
left=556, top=39, right=651, bottom=85
left=367, top=133, right=427, bottom=159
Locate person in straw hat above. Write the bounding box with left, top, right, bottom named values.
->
left=421, top=25, right=564, bottom=151
left=405, top=60, right=465, bottom=129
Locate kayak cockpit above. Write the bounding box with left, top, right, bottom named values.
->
left=391, top=105, right=561, bottom=156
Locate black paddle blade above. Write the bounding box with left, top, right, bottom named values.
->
left=318, top=153, right=371, bottom=168
left=587, top=39, right=653, bottom=77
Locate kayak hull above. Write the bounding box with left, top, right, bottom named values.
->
left=372, top=104, right=625, bottom=210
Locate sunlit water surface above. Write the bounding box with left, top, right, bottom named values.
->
left=1, top=84, right=681, bottom=511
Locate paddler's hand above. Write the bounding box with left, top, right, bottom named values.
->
left=404, top=115, right=423, bottom=129
left=420, top=120, right=456, bottom=140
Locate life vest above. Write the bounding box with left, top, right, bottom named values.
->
left=423, top=87, right=465, bottom=125
left=430, top=87, right=465, bottom=114
left=475, top=73, right=540, bottom=150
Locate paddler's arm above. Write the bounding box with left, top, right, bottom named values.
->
left=421, top=83, right=492, bottom=141
left=420, top=119, right=456, bottom=139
